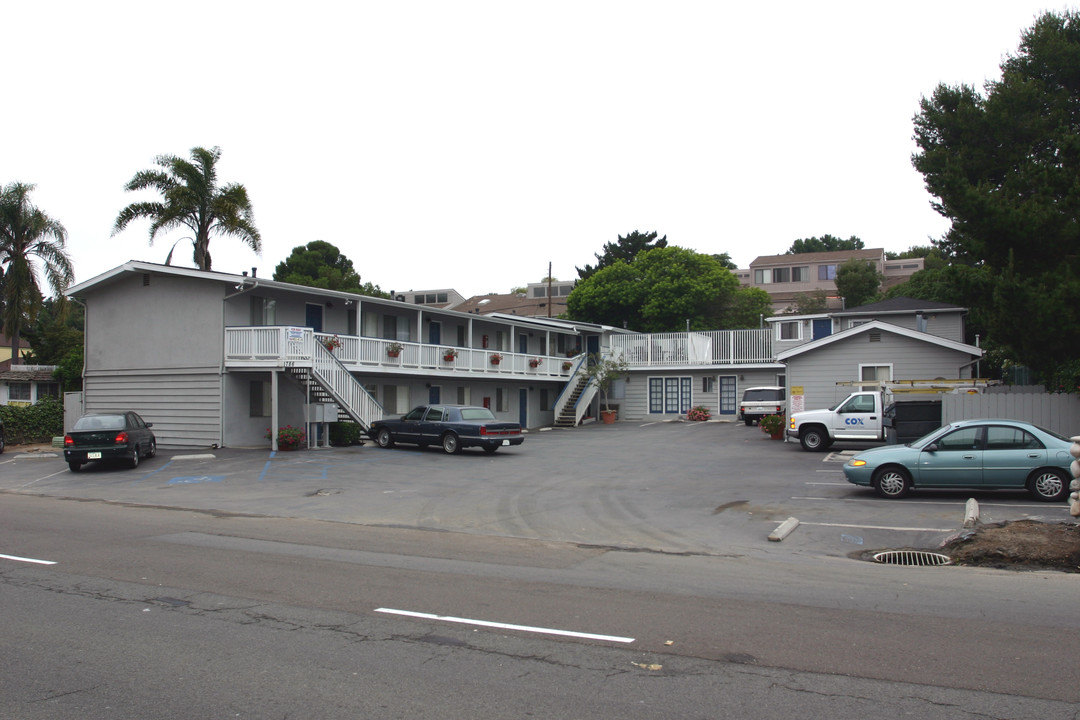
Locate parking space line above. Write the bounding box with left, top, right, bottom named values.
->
left=375, top=608, right=635, bottom=643
left=16, top=468, right=69, bottom=488
left=801, top=521, right=954, bottom=532
left=0, top=553, right=57, bottom=565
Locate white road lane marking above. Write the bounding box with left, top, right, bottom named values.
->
left=16, top=468, right=70, bottom=488
left=375, top=608, right=634, bottom=643
left=801, top=521, right=954, bottom=532
left=0, top=553, right=57, bottom=565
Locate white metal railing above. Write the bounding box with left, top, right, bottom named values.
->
left=610, top=329, right=773, bottom=366
left=308, top=338, right=383, bottom=427
left=552, top=353, right=592, bottom=424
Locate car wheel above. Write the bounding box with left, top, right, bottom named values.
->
left=483, top=445, right=499, bottom=454
left=744, top=418, right=754, bottom=427
left=376, top=428, right=394, bottom=448
left=129, top=446, right=140, bottom=469
left=873, top=466, right=912, bottom=499
left=68, top=461, right=81, bottom=472
left=147, top=440, right=157, bottom=458
left=1028, top=468, right=1069, bottom=502
left=799, top=426, right=830, bottom=452
left=441, top=432, right=461, bottom=454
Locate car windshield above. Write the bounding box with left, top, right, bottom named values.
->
left=73, top=415, right=125, bottom=431
left=460, top=407, right=496, bottom=421
left=743, top=389, right=783, bottom=401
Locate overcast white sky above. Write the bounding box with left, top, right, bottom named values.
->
left=3, top=1, right=1064, bottom=299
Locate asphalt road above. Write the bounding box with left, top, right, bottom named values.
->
left=1, top=421, right=1077, bottom=718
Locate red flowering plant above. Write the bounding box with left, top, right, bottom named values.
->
left=322, top=335, right=343, bottom=352
left=687, top=405, right=711, bottom=421
left=266, top=425, right=306, bottom=450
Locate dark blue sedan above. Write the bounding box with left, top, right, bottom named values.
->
left=843, top=419, right=1073, bottom=500
left=369, top=405, right=524, bottom=454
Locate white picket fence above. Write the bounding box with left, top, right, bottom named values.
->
left=942, top=388, right=1080, bottom=438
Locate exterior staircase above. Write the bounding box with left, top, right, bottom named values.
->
left=553, top=372, right=595, bottom=427
left=285, top=342, right=383, bottom=430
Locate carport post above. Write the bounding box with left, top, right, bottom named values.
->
left=271, top=370, right=279, bottom=452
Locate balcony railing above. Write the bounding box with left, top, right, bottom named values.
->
left=610, top=329, right=773, bottom=366
left=224, top=327, right=577, bottom=379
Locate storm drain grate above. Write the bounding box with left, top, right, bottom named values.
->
left=872, top=550, right=953, bottom=567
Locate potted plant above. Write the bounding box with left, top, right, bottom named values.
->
left=386, top=342, right=403, bottom=358
left=687, top=405, right=711, bottom=421
left=759, top=414, right=786, bottom=440
left=562, top=361, right=573, bottom=372
left=266, top=425, right=306, bottom=450
left=586, top=352, right=629, bottom=424
left=322, top=334, right=343, bottom=352
left=529, top=358, right=542, bottom=369
left=442, top=348, right=458, bottom=362
left=490, top=353, right=503, bottom=365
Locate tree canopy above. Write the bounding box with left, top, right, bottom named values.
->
left=273, top=240, right=387, bottom=297
left=575, top=230, right=667, bottom=280
left=567, top=246, right=768, bottom=331
left=786, top=235, right=864, bottom=254
left=0, top=182, right=75, bottom=364
left=114, top=146, right=260, bottom=271
left=835, top=259, right=883, bottom=309
left=911, top=10, right=1080, bottom=386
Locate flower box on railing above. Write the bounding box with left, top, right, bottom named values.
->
left=529, top=358, right=542, bottom=369
left=442, top=348, right=458, bottom=362
left=387, top=342, right=404, bottom=358
left=490, top=353, right=503, bottom=365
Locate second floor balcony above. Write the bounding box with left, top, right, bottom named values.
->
left=224, top=326, right=578, bottom=379
left=611, top=329, right=774, bottom=366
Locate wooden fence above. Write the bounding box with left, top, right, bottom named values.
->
left=942, top=387, right=1080, bottom=438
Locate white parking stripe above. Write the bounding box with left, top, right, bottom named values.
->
left=0, top=553, right=57, bottom=565
left=375, top=608, right=634, bottom=643
left=801, top=521, right=953, bottom=532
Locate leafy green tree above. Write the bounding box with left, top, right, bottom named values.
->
left=786, top=235, right=864, bottom=254
left=273, top=240, right=388, bottom=297
left=719, top=286, right=774, bottom=328
left=0, top=182, right=75, bottom=364
left=789, top=289, right=829, bottom=315
left=114, top=146, right=260, bottom=271
left=568, top=246, right=740, bottom=331
left=576, top=230, right=667, bottom=280
left=912, top=10, right=1080, bottom=383
left=711, top=252, right=737, bottom=270
left=835, top=259, right=882, bottom=309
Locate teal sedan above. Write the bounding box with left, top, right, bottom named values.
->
left=843, top=419, right=1074, bottom=500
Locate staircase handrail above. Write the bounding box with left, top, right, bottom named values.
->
left=309, top=337, right=383, bottom=429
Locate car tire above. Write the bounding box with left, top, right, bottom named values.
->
left=129, top=446, right=140, bottom=469
left=147, top=440, right=157, bottom=458
left=1028, top=468, right=1069, bottom=502
left=441, top=432, right=461, bottom=454
left=799, top=426, right=831, bottom=452
left=873, top=466, right=912, bottom=499
left=376, top=428, right=394, bottom=448
left=68, top=461, right=81, bottom=472
left=744, top=418, right=754, bottom=427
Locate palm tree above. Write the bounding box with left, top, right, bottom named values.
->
left=113, top=146, right=261, bottom=271
left=0, top=182, right=75, bottom=365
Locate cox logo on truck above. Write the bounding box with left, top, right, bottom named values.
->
left=844, top=418, right=865, bottom=426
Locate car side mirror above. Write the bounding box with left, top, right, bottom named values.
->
left=146, top=423, right=153, bottom=428
left=925, top=443, right=939, bottom=452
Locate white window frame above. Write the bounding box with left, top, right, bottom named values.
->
left=859, top=364, right=893, bottom=383
left=775, top=321, right=803, bottom=341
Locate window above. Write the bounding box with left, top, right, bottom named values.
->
left=540, top=388, right=553, bottom=411
left=772, top=267, right=790, bottom=283
left=838, top=394, right=876, bottom=413
left=36, top=383, right=60, bottom=400
left=818, top=264, right=837, bottom=281
left=860, top=365, right=892, bottom=382
left=456, top=387, right=469, bottom=405
left=250, top=297, right=276, bottom=326
left=776, top=321, right=802, bottom=341
left=791, top=266, right=809, bottom=282
left=754, top=269, right=771, bottom=284
left=249, top=381, right=271, bottom=417
left=986, top=426, right=1042, bottom=450
left=383, top=385, right=410, bottom=414
left=935, top=427, right=981, bottom=451
left=383, top=315, right=408, bottom=341
left=648, top=377, right=692, bottom=414
left=9, top=382, right=31, bottom=402
left=702, top=376, right=715, bottom=393
left=496, top=387, right=509, bottom=412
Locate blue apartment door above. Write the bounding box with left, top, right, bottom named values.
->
left=812, top=318, right=831, bottom=340
left=305, top=303, right=323, bottom=333
left=718, top=376, right=737, bottom=415
left=428, top=386, right=441, bottom=404
left=519, top=389, right=527, bottom=427
left=429, top=321, right=441, bottom=345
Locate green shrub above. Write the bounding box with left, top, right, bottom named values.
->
left=329, top=422, right=365, bottom=446
left=0, top=396, right=64, bottom=444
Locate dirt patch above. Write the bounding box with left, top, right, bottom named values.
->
left=942, top=519, right=1080, bottom=573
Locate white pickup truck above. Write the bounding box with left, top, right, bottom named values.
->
left=787, top=391, right=886, bottom=451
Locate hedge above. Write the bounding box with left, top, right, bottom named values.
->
left=0, top=396, right=64, bottom=445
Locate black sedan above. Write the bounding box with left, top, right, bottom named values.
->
left=369, top=405, right=524, bottom=454
left=64, top=411, right=157, bottom=471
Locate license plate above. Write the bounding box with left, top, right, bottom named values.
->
left=501, top=439, right=510, bottom=446
left=88, top=452, right=102, bottom=459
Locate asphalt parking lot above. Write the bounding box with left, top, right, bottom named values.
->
left=1, top=421, right=1072, bottom=560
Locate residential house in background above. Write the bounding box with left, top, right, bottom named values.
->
left=391, top=288, right=466, bottom=310
left=455, top=279, right=576, bottom=319
left=736, top=249, right=924, bottom=312
left=0, top=364, right=60, bottom=406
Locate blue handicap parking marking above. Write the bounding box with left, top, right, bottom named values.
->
left=167, top=475, right=225, bottom=486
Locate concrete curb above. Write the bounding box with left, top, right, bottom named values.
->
left=768, top=517, right=800, bottom=542
left=963, top=498, right=980, bottom=528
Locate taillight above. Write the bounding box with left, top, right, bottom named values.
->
left=114, top=431, right=129, bottom=445
left=64, top=435, right=73, bottom=447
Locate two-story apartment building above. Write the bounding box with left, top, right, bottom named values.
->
left=737, top=249, right=924, bottom=312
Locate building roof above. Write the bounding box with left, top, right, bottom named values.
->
left=834, top=297, right=965, bottom=316
left=454, top=292, right=568, bottom=318
left=775, top=320, right=982, bottom=362
left=0, top=363, right=57, bottom=380
left=749, top=249, right=885, bottom=267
